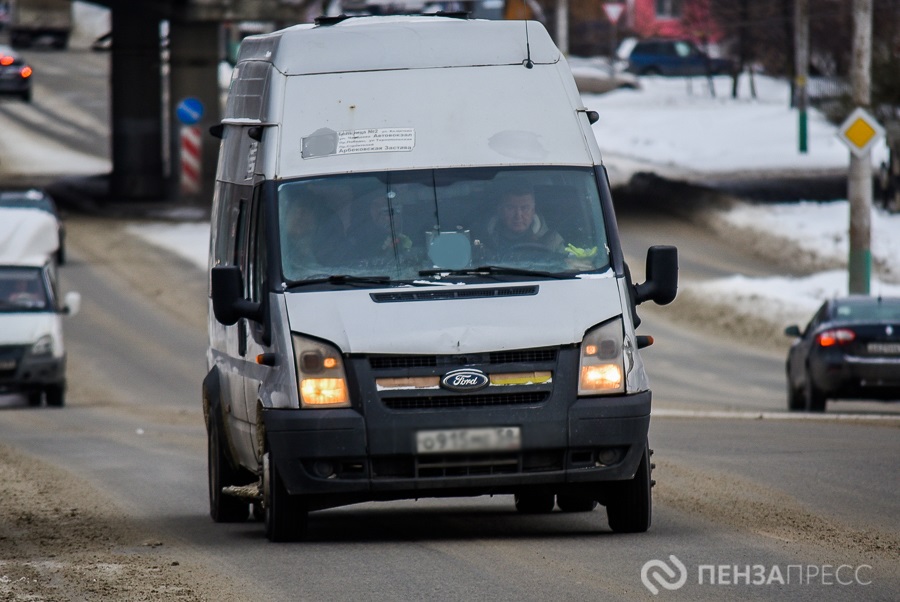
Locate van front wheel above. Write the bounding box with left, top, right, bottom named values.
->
left=263, top=451, right=307, bottom=542
left=605, top=444, right=652, bottom=533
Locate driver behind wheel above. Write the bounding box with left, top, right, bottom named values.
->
left=484, top=183, right=565, bottom=257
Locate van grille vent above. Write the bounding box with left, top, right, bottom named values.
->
left=370, top=286, right=538, bottom=303
left=369, top=348, right=557, bottom=370
left=382, top=391, right=548, bottom=410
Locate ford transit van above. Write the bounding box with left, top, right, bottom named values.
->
left=205, top=15, right=678, bottom=541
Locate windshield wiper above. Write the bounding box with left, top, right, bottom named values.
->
left=418, top=265, right=572, bottom=280
left=285, top=274, right=391, bottom=288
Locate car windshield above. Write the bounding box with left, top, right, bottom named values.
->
left=277, top=167, right=612, bottom=284
left=0, top=267, right=50, bottom=312
left=833, top=299, right=900, bottom=321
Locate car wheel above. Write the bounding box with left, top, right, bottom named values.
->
left=207, top=415, right=250, bottom=523
left=556, top=494, right=598, bottom=513
left=641, top=67, right=662, bottom=76
left=514, top=493, right=555, bottom=514
left=45, top=385, right=64, bottom=407
left=264, top=450, right=307, bottom=542
left=804, top=376, right=826, bottom=413
left=27, top=391, right=42, bottom=407
left=606, top=444, right=652, bottom=533
left=787, top=372, right=804, bottom=411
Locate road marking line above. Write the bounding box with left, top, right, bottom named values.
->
left=652, top=409, right=900, bottom=422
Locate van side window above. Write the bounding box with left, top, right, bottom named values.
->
left=247, top=190, right=267, bottom=303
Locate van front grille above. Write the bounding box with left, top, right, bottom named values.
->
left=382, top=391, right=549, bottom=410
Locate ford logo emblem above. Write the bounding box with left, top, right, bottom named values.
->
left=441, top=369, right=490, bottom=392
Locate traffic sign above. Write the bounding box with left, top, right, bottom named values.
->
left=837, top=107, right=884, bottom=157
left=176, top=97, right=204, bottom=125
left=603, top=2, right=626, bottom=24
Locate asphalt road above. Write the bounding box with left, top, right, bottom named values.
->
left=0, top=39, right=897, bottom=601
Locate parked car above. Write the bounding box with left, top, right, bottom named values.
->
left=785, top=296, right=900, bottom=412
left=625, top=39, right=733, bottom=77
left=0, top=44, right=32, bottom=101
left=0, top=189, right=65, bottom=264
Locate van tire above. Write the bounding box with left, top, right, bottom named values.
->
left=605, top=444, right=651, bottom=533
left=207, top=417, right=249, bottom=523
left=45, top=385, right=64, bottom=407
left=264, top=450, right=307, bottom=542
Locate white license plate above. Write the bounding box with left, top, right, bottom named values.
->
left=868, top=342, right=900, bottom=355
left=416, top=427, right=521, bottom=454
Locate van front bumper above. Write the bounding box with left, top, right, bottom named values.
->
left=263, top=390, right=650, bottom=504
left=0, top=348, right=65, bottom=394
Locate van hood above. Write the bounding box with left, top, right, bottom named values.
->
left=0, top=313, right=61, bottom=353
left=283, top=276, right=623, bottom=355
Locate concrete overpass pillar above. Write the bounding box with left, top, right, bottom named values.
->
left=110, top=8, right=165, bottom=200
left=168, top=20, right=221, bottom=205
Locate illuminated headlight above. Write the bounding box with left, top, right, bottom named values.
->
left=30, top=335, right=54, bottom=357
left=292, top=334, right=350, bottom=408
left=578, top=318, right=625, bottom=395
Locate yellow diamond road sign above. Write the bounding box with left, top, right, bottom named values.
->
left=837, top=107, right=884, bottom=157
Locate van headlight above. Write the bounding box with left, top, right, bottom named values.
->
left=30, top=335, right=54, bottom=357
left=578, top=318, right=625, bottom=395
left=292, top=334, right=350, bottom=408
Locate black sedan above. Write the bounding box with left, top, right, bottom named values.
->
left=0, top=45, right=32, bottom=101
left=785, top=296, right=900, bottom=412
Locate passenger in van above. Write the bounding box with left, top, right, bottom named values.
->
left=3, top=278, right=46, bottom=308
left=484, top=184, right=565, bottom=257
left=347, top=194, right=413, bottom=265
left=281, top=201, right=325, bottom=279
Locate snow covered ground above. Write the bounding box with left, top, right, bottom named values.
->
left=128, top=69, right=900, bottom=337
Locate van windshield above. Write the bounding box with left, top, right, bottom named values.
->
left=277, top=167, right=611, bottom=284
left=0, top=267, right=50, bottom=312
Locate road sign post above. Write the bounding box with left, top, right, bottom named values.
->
left=602, top=2, right=626, bottom=61
left=176, top=97, right=205, bottom=198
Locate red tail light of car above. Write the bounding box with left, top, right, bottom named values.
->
left=20, top=65, right=32, bottom=78
left=0, top=55, right=13, bottom=66
left=817, top=328, right=855, bottom=347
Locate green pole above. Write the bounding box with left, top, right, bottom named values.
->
left=799, top=109, right=808, bottom=153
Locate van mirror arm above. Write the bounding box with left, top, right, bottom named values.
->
left=211, top=266, right=263, bottom=325
left=634, top=245, right=678, bottom=306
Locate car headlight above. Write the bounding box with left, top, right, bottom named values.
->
left=30, top=335, right=54, bottom=357
left=292, top=334, right=350, bottom=408
left=578, top=318, right=625, bottom=395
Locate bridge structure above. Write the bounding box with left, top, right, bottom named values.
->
left=87, top=0, right=313, bottom=203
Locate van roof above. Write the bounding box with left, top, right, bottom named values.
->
left=0, top=208, right=59, bottom=267
left=235, top=16, right=560, bottom=75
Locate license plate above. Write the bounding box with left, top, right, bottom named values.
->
left=868, top=342, right=900, bottom=355
left=0, top=359, right=15, bottom=371
left=416, top=427, right=521, bottom=454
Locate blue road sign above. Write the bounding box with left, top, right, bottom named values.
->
left=176, top=97, right=204, bottom=125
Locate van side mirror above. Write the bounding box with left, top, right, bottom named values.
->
left=634, top=245, right=678, bottom=306
left=211, top=266, right=262, bottom=325
left=63, top=291, right=81, bottom=316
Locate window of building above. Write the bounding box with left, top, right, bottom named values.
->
left=655, top=0, right=682, bottom=18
